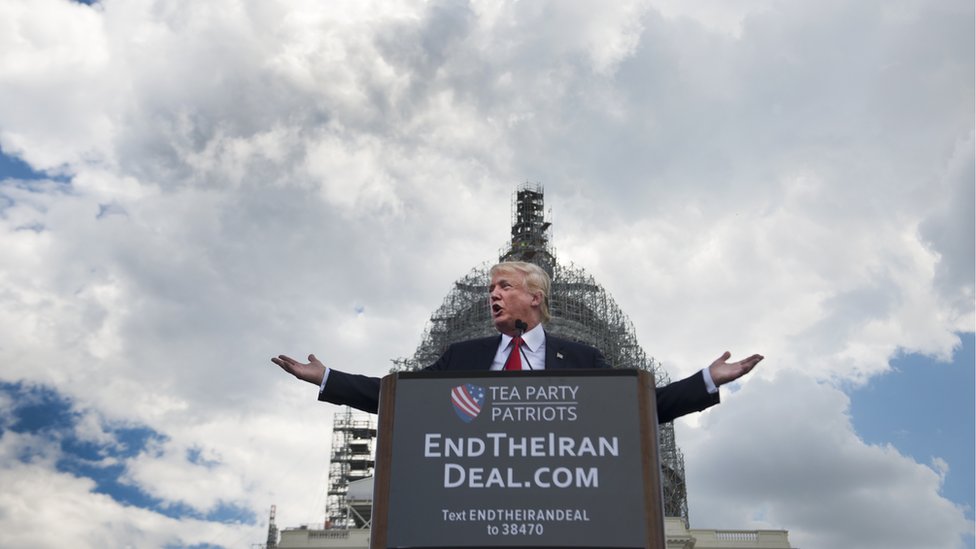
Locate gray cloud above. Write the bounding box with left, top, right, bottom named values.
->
left=681, top=371, right=972, bottom=548
left=0, top=0, right=971, bottom=546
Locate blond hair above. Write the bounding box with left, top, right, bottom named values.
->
left=489, top=261, right=551, bottom=323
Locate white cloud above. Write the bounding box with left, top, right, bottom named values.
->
left=0, top=0, right=971, bottom=547
left=679, top=372, right=974, bottom=548
left=0, top=430, right=263, bottom=548
left=919, top=133, right=976, bottom=330
left=0, top=0, right=115, bottom=171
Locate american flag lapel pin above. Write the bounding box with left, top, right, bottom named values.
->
left=556, top=352, right=564, bottom=359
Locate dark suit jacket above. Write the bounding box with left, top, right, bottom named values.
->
left=319, top=333, right=719, bottom=423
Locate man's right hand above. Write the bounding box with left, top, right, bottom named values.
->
left=272, top=354, right=326, bottom=387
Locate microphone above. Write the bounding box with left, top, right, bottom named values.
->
left=513, top=319, right=533, bottom=370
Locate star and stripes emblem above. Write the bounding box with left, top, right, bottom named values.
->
left=450, top=384, right=486, bottom=423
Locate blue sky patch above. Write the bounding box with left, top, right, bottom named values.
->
left=0, top=381, right=254, bottom=525
left=187, top=446, right=221, bottom=468
left=849, top=332, right=975, bottom=522
left=0, top=149, right=46, bottom=181
left=3, top=381, right=76, bottom=434
left=0, top=149, right=71, bottom=184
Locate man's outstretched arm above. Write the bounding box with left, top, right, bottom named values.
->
left=272, top=354, right=382, bottom=413
left=655, top=351, right=764, bottom=423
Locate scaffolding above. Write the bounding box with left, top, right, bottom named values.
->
left=326, top=408, right=377, bottom=528
left=504, top=183, right=554, bottom=270
left=392, top=183, right=690, bottom=523
left=267, top=504, right=279, bottom=548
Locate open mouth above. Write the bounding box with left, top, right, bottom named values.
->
left=491, top=304, right=503, bottom=316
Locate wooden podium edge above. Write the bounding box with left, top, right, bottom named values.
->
left=637, top=370, right=666, bottom=549
left=370, top=374, right=397, bottom=549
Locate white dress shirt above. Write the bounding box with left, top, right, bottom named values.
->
left=490, top=323, right=546, bottom=370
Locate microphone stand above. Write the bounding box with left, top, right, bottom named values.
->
left=514, top=319, right=534, bottom=370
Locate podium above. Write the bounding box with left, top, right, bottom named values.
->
left=369, top=369, right=665, bottom=549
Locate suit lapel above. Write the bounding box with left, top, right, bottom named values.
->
left=544, top=332, right=565, bottom=370
left=481, top=335, right=502, bottom=369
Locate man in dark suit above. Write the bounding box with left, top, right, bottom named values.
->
left=273, top=261, right=763, bottom=423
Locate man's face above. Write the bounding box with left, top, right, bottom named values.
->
left=488, top=270, right=541, bottom=336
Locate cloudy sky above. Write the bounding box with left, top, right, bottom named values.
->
left=0, top=0, right=973, bottom=547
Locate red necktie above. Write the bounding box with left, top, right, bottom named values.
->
left=504, top=336, right=523, bottom=371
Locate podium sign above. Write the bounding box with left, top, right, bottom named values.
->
left=371, top=369, right=664, bottom=549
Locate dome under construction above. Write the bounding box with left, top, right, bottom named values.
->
left=392, top=183, right=691, bottom=523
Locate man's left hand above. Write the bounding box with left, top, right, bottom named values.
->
left=709, top=351, right=764, bottom=387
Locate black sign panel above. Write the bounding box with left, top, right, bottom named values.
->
left=384, top=370, right=648, bottom=548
